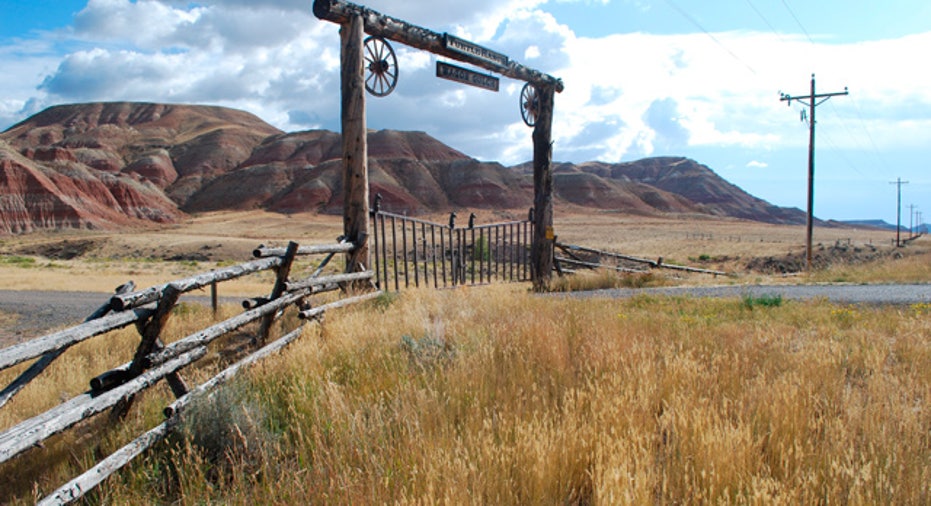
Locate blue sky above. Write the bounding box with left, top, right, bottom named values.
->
left=1, top=0, right=929, bottom=226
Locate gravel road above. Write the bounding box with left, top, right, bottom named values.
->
left=0, top=290, right=239, bottom=347
left=0, top=284, right=928, bottom=347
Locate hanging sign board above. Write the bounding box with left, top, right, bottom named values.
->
left=443, top=34, right=509, bottom=68
left=436, top=61, right=500, bottom=92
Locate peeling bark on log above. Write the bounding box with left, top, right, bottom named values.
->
left=554, top=256, right=649, bottom=274
left=146, top=288, right=312, bottom=366
left=285, top=271, right=374, bottom=292
left=299, top=291, right=382, bottom=320
left=40, top=325, right=310, bottom=505
left=313, top=0, right=563, bottom=91
left=0, top=347, right=205, bottom=465
left=0, top=307, right=153, bottom=372
left=37, top=421, right=171, bottom=506
left=110, top=257, right=283, bottom=310
left=252, top=242, right=354, bottom=258
left=111, top=285, right=185, bottom=420
left=531, top=85, right=556, bottom=292
left=0, top=282, right=135, bottom=409
left=342, top=14, right=370, bottom=276
left=257, top=242, right=300, bottom=346
left=556, top=242, right=729, bottom=276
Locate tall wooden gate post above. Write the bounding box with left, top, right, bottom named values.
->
left=341, top=13, right=370, bottom=274
left=531, top=85, right=555, bottom=291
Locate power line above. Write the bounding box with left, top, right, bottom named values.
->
left=744, top=0, right=789, bottom=43
left=779, top=0, right=814, bottom=45
left=661, top=0, right=758, bottom=75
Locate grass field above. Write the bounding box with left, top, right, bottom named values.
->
left=0, top=211, right=928, bottom=504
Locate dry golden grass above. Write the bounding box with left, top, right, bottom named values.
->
left=4, top=285, right=926, bottom=504
left=0, top=211, right=928, bottom=504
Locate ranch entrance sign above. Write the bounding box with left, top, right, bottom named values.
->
left=313, top=0, right=564, bottom=290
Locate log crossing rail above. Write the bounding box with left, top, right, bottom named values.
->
left=0, top=239, right=380, bottom=504
left=555, top=242, right=730, bottom=277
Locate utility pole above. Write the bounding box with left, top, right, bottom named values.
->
left=890, top=178, right=909, bottom=246
left=780, top=74, right=848, bottom=272
left=907, top=204, right=917, bottom=237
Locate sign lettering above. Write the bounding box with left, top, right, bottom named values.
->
left=443, top=34, right=509, bottom=68
left=436, top=61, right=500, bottom=92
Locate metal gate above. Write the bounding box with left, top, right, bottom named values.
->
left=371, top=209, right=533, bottom=290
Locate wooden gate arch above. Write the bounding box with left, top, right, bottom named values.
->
left=313, top=0, right=563, bottom=291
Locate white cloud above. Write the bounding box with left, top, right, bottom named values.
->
left=4, top=0, right=931, bottom=172
left=746, top=160, right=768, bottom=169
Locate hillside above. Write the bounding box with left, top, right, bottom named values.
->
left=0, top=102, right=805, bottom=234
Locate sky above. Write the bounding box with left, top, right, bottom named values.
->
left=1, top=0, right=929, bottom=226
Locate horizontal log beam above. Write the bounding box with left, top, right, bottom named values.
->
left=313, top=0, right=563, bottom=92
left=252, top=242, right=356, bottom=258
left=110, top=256, right=283, bottom=311
left=38, top=422, right=170, bottom=506
left=299, top=290, right=383, bottom=320
left=164, top=325, right=307, bottom=419
left=41, top=325, right=311, bottom=505
left=556, top=242, right=729, bottom=276
left=285, top=271, right=374, bottom=292
left=555, top=256, right=649, bottom=274
left=146, top=288, right=312, bottom=366
left=0, top=307, right=153, bottom=372
left=0, top=347, right=205, bottom=465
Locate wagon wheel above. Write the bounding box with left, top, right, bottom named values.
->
left=519, top=82, right=540, bottom=127
left=364, top=36, right=398, bottom=97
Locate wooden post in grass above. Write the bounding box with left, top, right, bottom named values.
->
left=341, top=13, right=370, bottom=276
left=531, top=84, right=555, bottom=291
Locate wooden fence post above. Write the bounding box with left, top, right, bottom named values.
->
left=531, top=84, right=556, bottom=291
left=110, top=284, right=184, bottom=421
left=342, top=13, right=370, bottom=275
left=256, top=241, right=300, bottom=346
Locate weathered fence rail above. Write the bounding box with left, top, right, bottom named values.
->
left=371, top=209, right=534, bottom=291
left=0, top=238, right=380, bottom=504
left=555, top=242, right=729, bottom=277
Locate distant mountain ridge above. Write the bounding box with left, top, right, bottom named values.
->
left=0, top=102, right=807, bottom=234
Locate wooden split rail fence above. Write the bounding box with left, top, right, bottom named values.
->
left=371, top=208, right=534, bottom=290
left=555, top=242, right=729, bottom=277
left=0, top=239, right=381, bottom=504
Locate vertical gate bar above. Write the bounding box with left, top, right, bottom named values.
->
left=470, top=227, right=476, bottom=285
left=460, top=229, right=466, bottom=285
left=451, top=228, right=458, bottom=286
left=493, top=225, right=499, bottom=281
left=456, top=229, right=463, bottom=286
left=508, top=223, right=515, bottom=281
left=372, top=212, right=380, bottom=289
left=440, top=227, right=447, bottom=287
left=401, top=218, right=410, bottom=288
left=525, top=220, right=531, bottom=281
left=431, top=224, right=438, bottom=288
left=412, top=219, right=420, bottom=288
left=380, top=213, right=389, bottom=291
left=391, top=216, right=399, bottom=291
left=479, top=228, right=485, bottom=284
left=523, top=221, right=528, bottom=281
left=519, top=221, right=525, bottom=281
left=422, top=222, right=429, bottom=288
